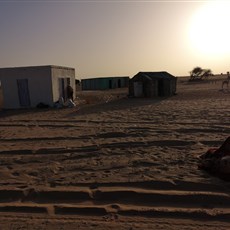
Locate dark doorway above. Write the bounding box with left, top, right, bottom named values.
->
left=0, top=80, right=3, bottom=109
left=118, top=79, right=121, bottom=88
left=158, top=79, right=164, bottom=96
left=109, top=80, right=112, bottom=89
left=17, top=79, right=31, bottom=107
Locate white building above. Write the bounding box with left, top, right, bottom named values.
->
left=0, top=65, right=75, bottom=109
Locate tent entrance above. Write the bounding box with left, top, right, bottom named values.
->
left=134, top=82, right=143, bottom=97
left=17, top=79, right=31, bottom=107
left=158, top=79, right=164, bottom=96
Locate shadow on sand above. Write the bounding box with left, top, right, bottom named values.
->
left=0, top=96, right=168, bottom=119
left=66, top=96, right=167, bottom=118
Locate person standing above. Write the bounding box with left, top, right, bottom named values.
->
left=66, top=83, right=74, bottom=101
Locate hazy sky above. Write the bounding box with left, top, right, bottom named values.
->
left=0, top=0, right=230, bottom=79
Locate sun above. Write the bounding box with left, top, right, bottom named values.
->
left=188, top=1, right=230, bottom=56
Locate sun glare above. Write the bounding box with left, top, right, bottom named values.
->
left=188, top=1, right=230, bottom=56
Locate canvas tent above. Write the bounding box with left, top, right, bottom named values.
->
left=0, top=65, right=75, bottom=109
left=129, top=72, right=177, bottom=98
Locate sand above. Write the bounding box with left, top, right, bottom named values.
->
left=0, top=76, right=229, bottom=229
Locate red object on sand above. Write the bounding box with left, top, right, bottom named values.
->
left=199, top=137, right=230, bottom=179
left=200, top=137, right=230, bottom=159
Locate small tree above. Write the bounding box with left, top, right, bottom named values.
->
left=189, top=67, right=212, bottom=80
left=190, top=67, right=203, bottom=80
left=202, top=69, right=213, bottom=78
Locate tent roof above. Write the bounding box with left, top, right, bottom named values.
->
left=133, top=71, right=176, bottom=80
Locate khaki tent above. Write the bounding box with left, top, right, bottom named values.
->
left=129, top=72, right=177, bottom=98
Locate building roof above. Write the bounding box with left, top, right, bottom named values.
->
left=0, top=65, right=75, bottom=71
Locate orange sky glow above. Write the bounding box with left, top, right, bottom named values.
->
left=0, top=0, right=229, bottom=78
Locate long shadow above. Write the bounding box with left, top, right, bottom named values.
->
left=0, top=96, right=168, bottom=119
left=67, top=96, right=167, bottom=117
left=0, top=107, right=53, bottom=119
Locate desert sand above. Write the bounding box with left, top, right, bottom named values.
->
left=0, top=76, right=229, bottom=229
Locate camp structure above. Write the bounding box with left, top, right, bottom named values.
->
left=81, top=76, right=129, bottom=90
left=129, top=71, right=177, bottom=98
left=0, top=65, right=75, bottom=109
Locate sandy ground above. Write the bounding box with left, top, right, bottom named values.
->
left=0, top=76, right=229, bottom=229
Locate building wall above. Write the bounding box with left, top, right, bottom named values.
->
left=82, top=77, right=129, bottom=90
left=82, top=78, right=111, bottom=90
left=145, top=80, right=158, bottom=97
left=162, top=78, right=177, bottom=96
left=0, top=66, right=53, bottom=109
left=51, top=66, right=75, bottom=102
left=171, top=77, right=177, bottom=95
left=0, top=65, right=76, bottom=109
